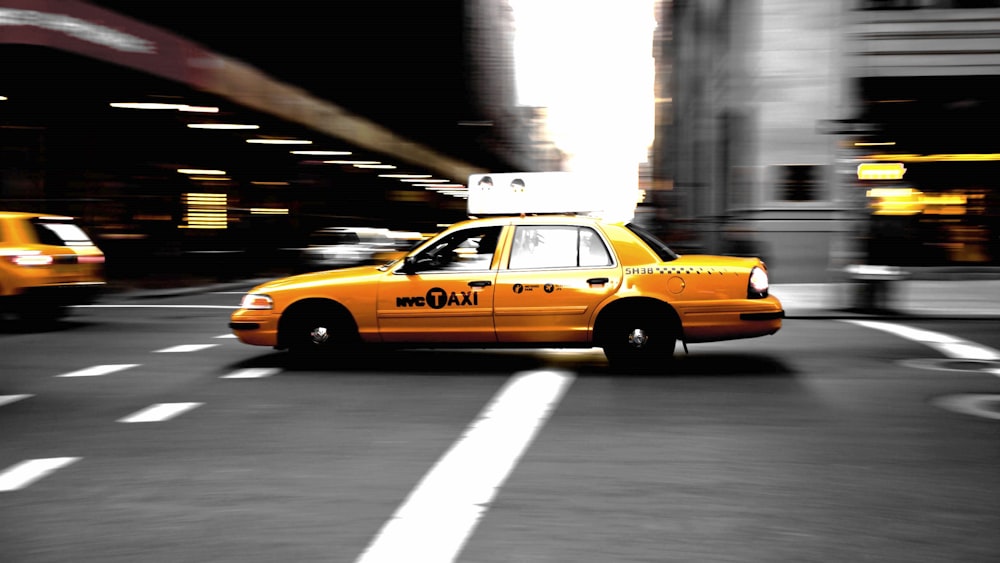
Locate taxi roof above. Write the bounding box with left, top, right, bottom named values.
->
left=456, top=214, right=626, bottom=229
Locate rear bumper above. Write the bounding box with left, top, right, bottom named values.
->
left=676, top=296, right=784, bottom=343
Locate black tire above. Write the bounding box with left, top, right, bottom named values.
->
left=599, top=312, right=676, bottom=373
left=281, top=302, right=360, bottom=358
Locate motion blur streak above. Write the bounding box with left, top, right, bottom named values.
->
left=356, top=369, right=575, bottom=563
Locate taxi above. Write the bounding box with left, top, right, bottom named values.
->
left=230, top=173, right=783, bottom=370
left=0, top=211, right=106, bottom=321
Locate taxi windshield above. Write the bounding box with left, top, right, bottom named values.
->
left=626, top=223, right=679, bottom=262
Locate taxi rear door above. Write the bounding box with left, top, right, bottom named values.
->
left=493, top=224, right=620, bottom=343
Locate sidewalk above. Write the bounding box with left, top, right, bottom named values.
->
left=773, top=280, right=1000, bottom=319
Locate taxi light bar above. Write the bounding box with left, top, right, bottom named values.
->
left=468, top=172, right=603, bottom=215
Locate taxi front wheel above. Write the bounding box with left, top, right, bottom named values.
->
left=281, top=301, right=360, bottom=357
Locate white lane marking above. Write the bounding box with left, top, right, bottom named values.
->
left=0, top=394, right=32, bottom=407
left=75, top=304, right=237, bottom=309
left=56, top=364, right=140, bottom=378
left=154, top=344, right=218, bottom=353
left=0, top=457, right=80, bottom=492
left=118, top=402, right=203, bottom=423
left=214, top=334, right=238, bottom=339
left=356, top=369, right=574, bottom=563
left=222, top=368, right=281, bottom=379
left=932, top=394, right=1000, bottom=421
left=845, top=320, right=1000, bottom=361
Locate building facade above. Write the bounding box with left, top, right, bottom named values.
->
left=651, top=0, right=1000, bottom=283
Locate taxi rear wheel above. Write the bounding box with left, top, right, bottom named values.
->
left=598, top=305, right=678, bottom=372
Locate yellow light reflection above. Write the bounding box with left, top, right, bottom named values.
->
left=867, top=188, right=970, bottom=216
left=180, top=192, right=227, bottom=229
left=857, top=162, right=906, bottom=180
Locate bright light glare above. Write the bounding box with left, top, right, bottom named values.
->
left=290, top=150, right=352, bottom=155
left=509, top=1, right=655, bottom=220
left=188, top=123, right=260, bottom=130
left=178, top=168, right=226, bottom=175
left=110, top=102, right=219, bottom=113
left=246, top=139, right=312, bottom=145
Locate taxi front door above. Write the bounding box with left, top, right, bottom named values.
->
left=493, top=225, right=620, bottom=344
left=375, top=226, right=501, bottom=343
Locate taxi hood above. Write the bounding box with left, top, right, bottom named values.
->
left=251, top=265, right=381, bottom=292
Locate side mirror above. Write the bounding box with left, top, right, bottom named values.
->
left=399, top=255, right=420, bottom=274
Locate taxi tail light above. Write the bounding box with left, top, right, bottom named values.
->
left=747, top=266, right=769, bottom=299
left=7, top=253, right=54, bottom=267
left=77, top=255, right=106, bottom=264
left=240, top=293, right=274, bottom=310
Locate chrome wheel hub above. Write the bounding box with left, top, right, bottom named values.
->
left=627, top=328, right=649, bottom=349
left=309, top=326, right=330, bottom=345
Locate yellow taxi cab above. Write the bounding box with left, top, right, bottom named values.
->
left=0, top=211, right=106, bottom=321
left=230, top=173, right=783, bottom=370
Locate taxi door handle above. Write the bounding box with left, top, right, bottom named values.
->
left=587, top=277, right=609, bottom=285
left=468, top=280, right=492, bottom=287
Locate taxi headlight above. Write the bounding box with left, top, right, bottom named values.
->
left=240, top=293, right=273, bottom=310
left=748, top=267, right=769, bottom=299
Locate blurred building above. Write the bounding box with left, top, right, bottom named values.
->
left=0, top=0, right=531, bottom=280
left=650, top=0, right=1000, bottom=282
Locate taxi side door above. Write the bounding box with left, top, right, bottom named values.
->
left=375, top=225, right=502, bottom=343
left=493, top=224, right=621, bottom=344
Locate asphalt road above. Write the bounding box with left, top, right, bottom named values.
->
left=1, top=286, right=999, bottom=562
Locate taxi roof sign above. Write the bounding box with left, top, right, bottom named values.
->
left=467, top=172, right=603, bottom=216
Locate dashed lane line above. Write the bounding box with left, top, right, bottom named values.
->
left=0, top=457, right=80, bottom=492
left=118, top=402, right=203, bottom=423
left=221, top=368, right=281, bottom=379
left=55, top=364, right=141, bottom=378
left=154, top=344, right=219, bottom=353
left=214, top=334, right=238, bottom=339
left=356, top=369, right=575, bottom=563
left=0, top=394, right=33, bottom=407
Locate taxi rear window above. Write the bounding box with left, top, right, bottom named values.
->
left=626, top=223, right=679, bottom=262
left=30, top=218, right=94, bottom=247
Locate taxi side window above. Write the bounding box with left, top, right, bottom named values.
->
left=413, top=226, right=501, bottom=271
left=509, top=226, right=612, bottom=269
